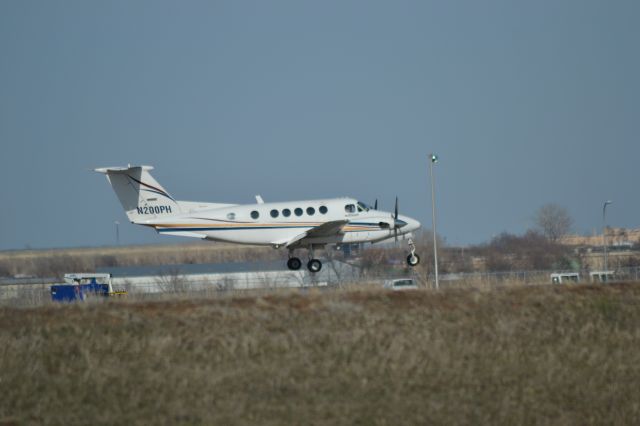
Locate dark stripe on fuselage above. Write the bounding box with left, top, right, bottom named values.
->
left=157, top=224, right=381, bottom=232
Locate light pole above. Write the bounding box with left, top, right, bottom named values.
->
left=429, top=153, right=439, bottom=290
left=602, top=200, right=612, bottom=279
left=114, top=220, right=120, bottom=246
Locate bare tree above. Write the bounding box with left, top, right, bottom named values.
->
left=156, top=267, right=189, bottom=293
left=534, top=203, right=573, bottom=242
left=482, top=230, right=572, bottom=271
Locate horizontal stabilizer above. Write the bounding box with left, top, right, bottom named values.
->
left=95, top=165, right=154, bottom=174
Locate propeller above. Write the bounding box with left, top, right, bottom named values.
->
left=376, top=198, right=408, bottom=239
left=392, top=196, right=408, bottom=242
left=374, top=199, right=378, bottom=210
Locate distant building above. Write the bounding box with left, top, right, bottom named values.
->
left=560, top=228, right=640, bottom=248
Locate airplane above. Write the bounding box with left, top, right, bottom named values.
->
left=95, top=165, right=421, bottom=273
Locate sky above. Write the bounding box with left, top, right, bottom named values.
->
left=1, top=0, right=638, bottom=250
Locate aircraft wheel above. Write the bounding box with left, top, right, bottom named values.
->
left=287, top=257, right=302, bottom=270
left=407, top=254, right=420, bottom=267
left=307, top=259, right=322, bottom=273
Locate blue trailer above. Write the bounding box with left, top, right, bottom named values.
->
left=51, top=273, right=126, bottom=302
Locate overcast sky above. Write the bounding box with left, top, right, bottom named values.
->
left=1, top=0, right=638, bottom=250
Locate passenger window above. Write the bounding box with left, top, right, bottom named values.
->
left=227, top=212, right=236, bottom=220
left=319, top=206, right=328, bottom=214
left=345, top=204, right=356, bottom=213
left=306, top=207, right=315, bottom=216
left=282, top=208, right=291, bottom=217
left=270, top=209, right=279, bottom=218
left=251, top=210, right=259, bottom=219
left=294, top=208, right=303, bottom=216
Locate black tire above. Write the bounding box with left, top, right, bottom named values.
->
left=307, top=259, right=322, bottom=273
left=407, top=254, right=420, bottom=267
left=287, top=257, right=302, bottom=270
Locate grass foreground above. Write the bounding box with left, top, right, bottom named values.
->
left=1, top=284, right=640, bottom=425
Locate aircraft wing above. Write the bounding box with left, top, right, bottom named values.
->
left=282, top=219, right=349, bottom=247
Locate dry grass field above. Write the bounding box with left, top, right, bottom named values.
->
left=0, top=242, right=279, bottom=278
left=2, top=284, right=640, bottom=425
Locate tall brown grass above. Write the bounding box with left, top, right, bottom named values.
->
left=1, top=284, right=640, bottom=424
left=0, top=242, right=280, bottom=278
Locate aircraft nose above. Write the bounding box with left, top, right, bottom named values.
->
left=399, top=215, right=421, bottom=232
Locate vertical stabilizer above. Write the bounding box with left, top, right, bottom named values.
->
left=95, top=165, right=181, bottom=222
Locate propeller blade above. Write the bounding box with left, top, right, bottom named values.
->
left=374, top=199, right=378, bottom=210
left=394, top=197, right=398, bottom=220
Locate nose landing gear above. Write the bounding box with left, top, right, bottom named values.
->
left=406, top=238, right=420, bottom=267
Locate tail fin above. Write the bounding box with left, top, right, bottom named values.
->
left=95, top=165, right=181, bottom=222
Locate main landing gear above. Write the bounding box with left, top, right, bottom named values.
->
left=287, top=248, right=323, bottom=273
left=307, top=259, right=322, bottom=273
left=287, top=256, right=323, bottom=272
left=286, top=257, right=302, bottom=270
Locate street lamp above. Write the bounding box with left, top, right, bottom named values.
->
left=114, top=221, right=120, bottom=246
left=602, top=200, right=613, bottom=280
left=429, top=153, right=439, bottom=290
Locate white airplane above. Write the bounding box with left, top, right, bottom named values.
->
left=95, top=165, right=421, bottom=273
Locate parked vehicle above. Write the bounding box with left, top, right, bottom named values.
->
left=550, top=272, right=580, bottom=284
left=383, top=278, right=418, bottom=291
left=589, top=271, right=615, bottom=283
left=51, top=273, right=126, bottom=302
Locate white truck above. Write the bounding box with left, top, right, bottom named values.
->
left=550, top=273, right=580, bottom=284
left=383, top=278, right=418, bottom=291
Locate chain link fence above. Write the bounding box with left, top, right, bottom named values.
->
left=2, top=265, right=640, bottom=307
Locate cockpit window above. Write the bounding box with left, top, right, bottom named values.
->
left=357, top=201, right=371, bottom=212
left=345, top=204, right=356, bottom=213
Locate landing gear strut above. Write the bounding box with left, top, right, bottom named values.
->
left=406, top=238, right=420, bottom=267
